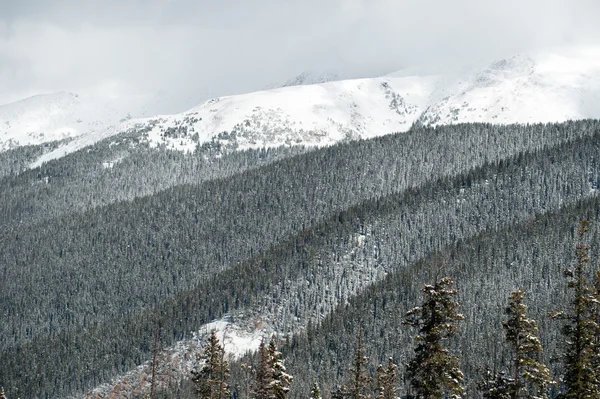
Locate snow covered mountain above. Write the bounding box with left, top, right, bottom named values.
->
left=30, top=75, right=436, bottom=167
left=416, top=48, right=600, bottom=126
left=0, top=90, right=209, bottom=152
left=12, top=47, right=600, bottom=167
left=264, top=70, right=350, bottom=89
left=0, top=92, right=127, bottom=151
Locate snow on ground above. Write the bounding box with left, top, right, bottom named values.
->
left=12, top=46, right=600, bottom=169
left=30, top=75, right=436, bottom=167
left=84, top=315, right=272, bottom=399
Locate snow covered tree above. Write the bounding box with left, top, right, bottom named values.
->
left=503, top=289, right=553, bottom=398
left=375, top=357, right=398, bottom=399
left=191, top=330, right=230, bottom=399
left=404, top=277, right=465, bottom=399
left=346, top=325, right=372, bottom=399
left=268, top=336, right=293, bottom=399
left=551, top=221, right=600, bottom=398
left=309, top=380, right=322, bottom=399
left=478, top=370, right=512, bottom=399
left=252, top=339, right=274, bottom=399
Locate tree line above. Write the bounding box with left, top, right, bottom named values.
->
left=181, top=221, right=599, bottom=399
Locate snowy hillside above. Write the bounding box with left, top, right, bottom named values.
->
left=0, top=92, right=136, bottom=151
left=31, top=75, right=436, bottom=166
left=17, top=46, right=600, bottom=167
left=418, top=48, right=600, bottom=126
left=264, top=70, right=350, bottom=89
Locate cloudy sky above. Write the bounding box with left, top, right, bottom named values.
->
left=1, top=0, right=599, bottom=112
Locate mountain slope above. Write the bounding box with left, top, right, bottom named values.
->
left=25, top=47, right=600, bottom=168
left=3, top=120, right=600, bottom=398
left=30, top=75, right=435, bottom=167
left=0, top=92, right=133, bottom=151
left=418, top=48, right=600, bottom=125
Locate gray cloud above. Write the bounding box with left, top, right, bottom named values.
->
left=1, top=0, right=599, bottom=111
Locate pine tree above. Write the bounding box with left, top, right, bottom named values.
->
left=268, top=336, right=293, bottom=399
left=503, top=289, right=553, bottom=398
left=332, top=386, right=345, bottom=399
left=551, top=221, right=600, bottom=398
left=191, top=330, right=231, bottom=399
left=375, top=357, right=398, bottom=399
left=310, top=380, right=322, bottom=399
left=252, top=339, right=273, bottom=399
left=346, top=325, right=372, bottom=399
left=478, top=370, right=512, bottom=399
left=404, top=277, right=465, bottom=399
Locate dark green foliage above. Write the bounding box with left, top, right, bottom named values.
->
left=405, top=277, right=465, bottom=399
left=268, top=337, right=293, bottom=399
left=375, top=358, right=398, bottom=399
left=309, top=380, right=322, bottom=399
left=4, top=120, right=600, bottom=397
left=191, top=330, right=230, bottom=399
left=281, top=195, right=600, bottom=398
left=502, top=289, right=553, bottom=399
left=346, top=326, right=372, bottom=399
left=252, top=340, right=273, bottom=399
left=551, top=221, right=600, bottom=398
left=478, top=370, right=512, bottom=399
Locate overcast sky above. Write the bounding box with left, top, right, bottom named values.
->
left=1, top=0, right=599, bottom=111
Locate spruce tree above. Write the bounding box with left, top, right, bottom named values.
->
left=478, top=370, right=512, bottom=399
left=268, top=336, right=293, bottom=399
left=375, top=357, right=398, bottom=399
left=191, top=330, right=231, bottom=399
left=347, top=325, right=372, bottom=399
left=332, top=386, right=345, bottom=399
left=503, top=289, right=553, bottom=398
left=252, top=339, right=273, bottom=399
left=404, top=277, right=465, bottom=399
left=551, top=221, right=600, bottom=398
left=310, top=380, right=322, bottom=399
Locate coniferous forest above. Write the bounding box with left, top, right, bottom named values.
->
left=4, top=121, right=600, bottom=398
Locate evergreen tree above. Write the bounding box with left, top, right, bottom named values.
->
left=310, top=380, right=322, bottom=399
left=332, top=386, right=345, bottom=399
left=404, top=277, right=465, bottom=399
left=551, top=221, right=600, bottom=398
left=252, top=339, right=274, bottom=399
left=268, top=336, right=293, bottom=399
left=346, top=325, right=372, bottom=399
left=478, top=370, right=512, bottom=399
left=375, top=357, right=398, bottom=399
left=503, top=289, right=553, bottom=398
left=191, top=330, right=231, bottom=399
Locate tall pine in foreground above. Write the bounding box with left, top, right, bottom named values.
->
left=503, top=289, right=553, bottom=398
left=346, top=325, right=372, bottom=399
left=252, top=340, right=273, bottom=399
left=375, top=357, right=398, bottom=399
left=191, top=330, right=231, bottom=399
left=478, top=370, right=512, bottom=399
left=404, top=277, right=465, bottom=399
left=309, top=380, right=322, bottom=399
left=268, top=336, right=293, bottom=399
left=551, top=221, right=600, bottom=398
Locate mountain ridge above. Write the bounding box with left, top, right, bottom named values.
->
left=4, top=46, right=600, bottom=168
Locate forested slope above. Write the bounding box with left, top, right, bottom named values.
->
left=2, top=121, right=600, bottom=398
left=1, top=120, right=597, bottom=230
left=282, top=194, right=600, bottom=398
